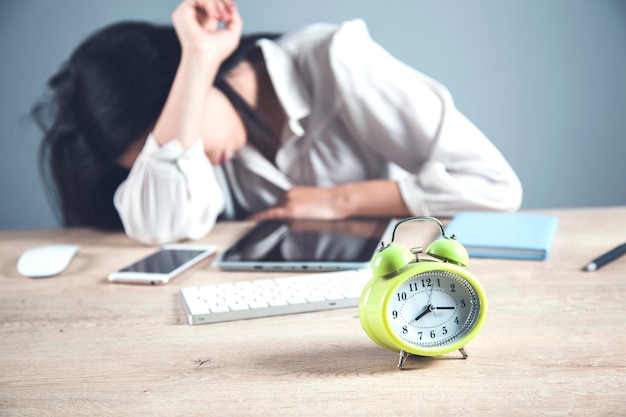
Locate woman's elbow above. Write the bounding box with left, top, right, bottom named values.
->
left=484, top=173, right=523, bottom=212
left=114, top=194, right=220, bottom=246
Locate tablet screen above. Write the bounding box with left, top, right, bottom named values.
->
left=214, top=218, right=393, bottom=271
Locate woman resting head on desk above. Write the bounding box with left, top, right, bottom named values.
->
left=32, top=0, right=522, bottom=245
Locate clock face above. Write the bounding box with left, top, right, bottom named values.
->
left=386, top=270, right=482, bottom=349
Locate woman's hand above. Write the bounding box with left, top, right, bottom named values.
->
left=250, top=186, right=349, bottom=221
left=172, top=0, right=242, bottom=62
left=250, top=181, right=413, bottom=221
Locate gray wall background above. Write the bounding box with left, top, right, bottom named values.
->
left=1, top=0, right=625, bottom=230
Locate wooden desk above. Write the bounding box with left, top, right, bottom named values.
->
left=1, top=207, right=625, bottom=416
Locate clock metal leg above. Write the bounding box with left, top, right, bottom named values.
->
left=459, top=347, right=469, bottom=359
left=396, top=349, right=468, bottom=368
left=397, top=350, right=409, bottom=369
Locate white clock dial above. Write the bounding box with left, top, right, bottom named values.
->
left=387, top=270, right=481, bottom=348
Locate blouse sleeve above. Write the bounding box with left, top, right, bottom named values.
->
left=113, top=134, right=225, bottom=245
left=328, top=20, right=523, bottom=216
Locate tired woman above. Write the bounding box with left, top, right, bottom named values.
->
left=33, top=0, right=522, bottom=244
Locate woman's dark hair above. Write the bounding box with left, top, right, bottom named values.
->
left=32, top=21, right=280, bottom=230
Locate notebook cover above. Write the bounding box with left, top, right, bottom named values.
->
left=443, top=211, right=559, bottom=260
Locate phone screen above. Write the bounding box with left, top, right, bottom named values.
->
left=119, top=249, right=209, bottom=274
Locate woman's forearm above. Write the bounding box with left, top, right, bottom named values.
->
left=153, top=52, right=220, bottom=148
left=250, top=180, right=412, bottom=221
left=335, top=180, right=412, bottom=218
left=154, top=0, right=241, bottom=149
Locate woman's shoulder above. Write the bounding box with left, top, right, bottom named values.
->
left=277, top=19, right=370, bottom=59
left=278, top=21, right=339, bottom=47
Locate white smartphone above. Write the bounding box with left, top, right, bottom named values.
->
left=108, top=244, right=216, bottom=285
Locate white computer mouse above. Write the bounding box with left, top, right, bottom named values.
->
left=17, top=244, right=80, bottom=278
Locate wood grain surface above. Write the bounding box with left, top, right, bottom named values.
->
left=1, top=208, right=625, bottom=416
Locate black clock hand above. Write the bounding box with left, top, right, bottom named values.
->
left=415, top=282, right=438, bottom=322
left=434, top=307, right=455, bottom=310
left=415, top=304, right=437, bottom=321
left=415, top=305, right=434, bottom=322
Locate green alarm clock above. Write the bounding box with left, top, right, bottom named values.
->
left=359, top=216, right=488, bottom=369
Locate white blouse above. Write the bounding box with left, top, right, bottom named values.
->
left=114, top=20, right=522, bottom=245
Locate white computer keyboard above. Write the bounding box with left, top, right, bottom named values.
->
left=179, top=269, right=371, bottom=325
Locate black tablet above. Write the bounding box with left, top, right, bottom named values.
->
left=213, top=218, right=394, bottom=271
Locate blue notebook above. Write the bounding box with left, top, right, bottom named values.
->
left=444, top=211, right=559, bottom=260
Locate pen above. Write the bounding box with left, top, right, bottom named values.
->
left=582, top=242, right=626, bottom=272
